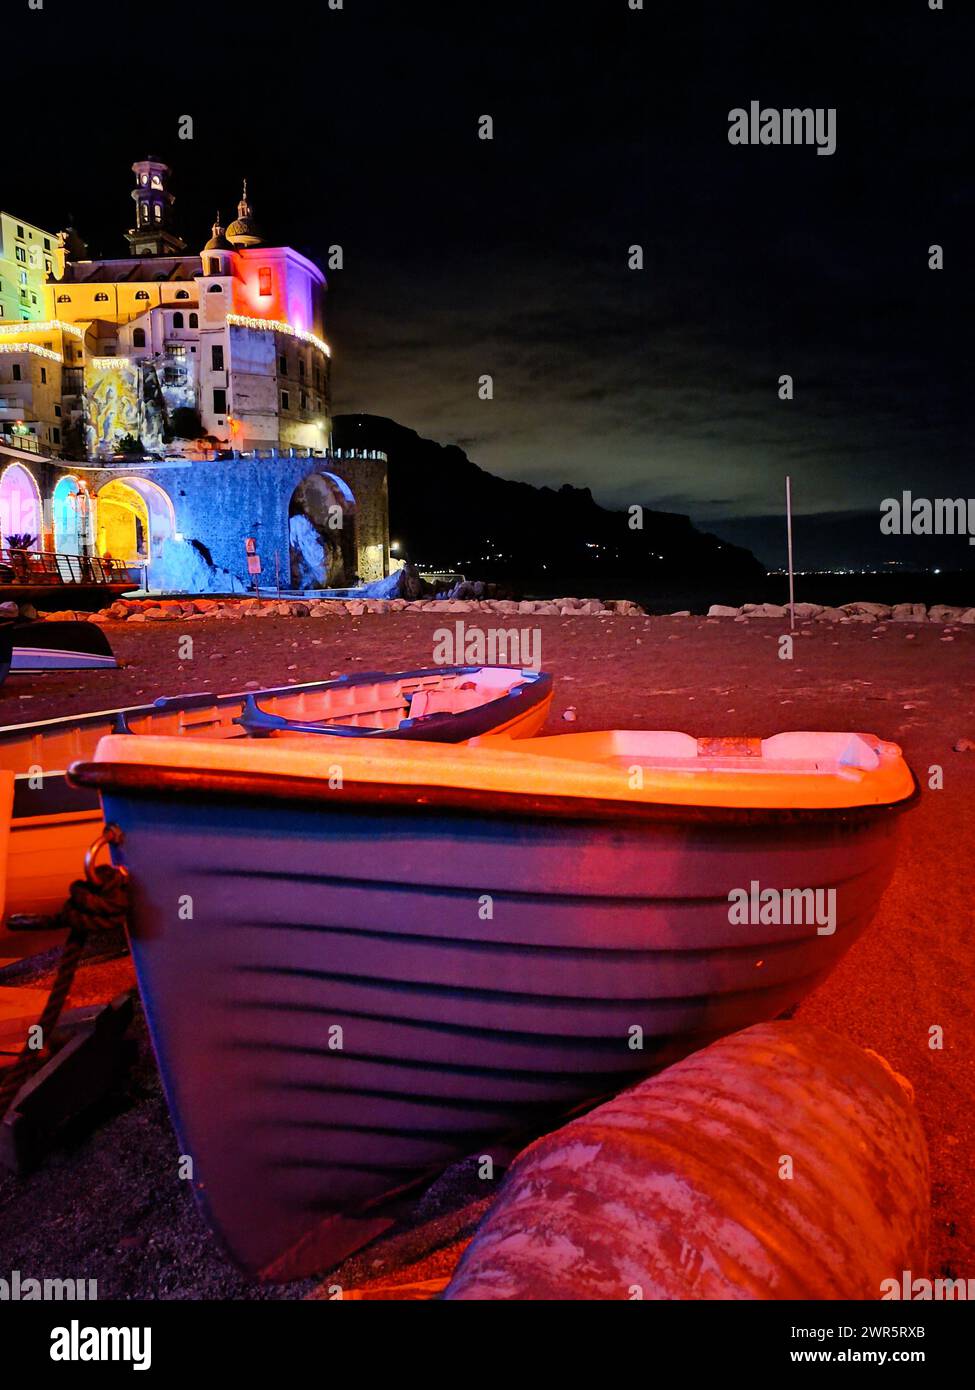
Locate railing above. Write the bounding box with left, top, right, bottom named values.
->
left=0, top=430, right=43, bottom=455
left=0, top=548, right=135, bottom=586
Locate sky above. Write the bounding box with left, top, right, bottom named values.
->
left=4, top=0, right=971, bottom=567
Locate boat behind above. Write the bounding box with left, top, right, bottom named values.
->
left=0, top=666, right=551, bottom=917
left=70, top=729, right=917, bottom=1277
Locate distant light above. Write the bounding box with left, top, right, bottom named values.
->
left=390, top=541, right=400, bottom=553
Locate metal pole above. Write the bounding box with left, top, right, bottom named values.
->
left=785, top=474, right=796, bottom=632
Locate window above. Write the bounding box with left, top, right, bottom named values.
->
left=258, top=267, right=272, bottom=296
left=94, top=292, right=109, bottom=302
left=189, top=313, right=198, bottom=328
left=133, top=328, right=146, bottom=347
left=211, top=344, right=224, bottom=370
left=151, top=174, right=162, bottom=189
left=54, top=403, right=62, bottom=417
left=212, top=388, right=227, bottom=414
left=44, top=259, right=52, bottom=274
left=135, top=290, right=150, bottom=300
left=300, top=390, right=307, bottom=409
left=12, top=364, right=21, bottom=381
left=57, top=293, right=71, bottom=303
left=51, top=426, right=61, bottom=444
left=169, top=345, right=186, bottom=362
left=280, top=389, right=290, bottom=411
left=175, top=289, right=190, bottom=299
left=299, top=360, right=305, bottom=379
left=16, top=224, right=24, bottom=238
left=153, top=203, right=162, bottom=222
left=208, top=283, right=223, bottom=293
left=15, top=247, right=26, bottom=263
left=40, top=367, right=47, bottom=384
left=173, top=312, right=184, bottom=329
left=43, top=237, right=51, bottom=251
left=140, top=203, right=149, bottom=224
left=278, top=354, right=287, bottom=375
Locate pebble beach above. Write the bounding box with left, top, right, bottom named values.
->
left=1, top=603, right=972, bottom=1299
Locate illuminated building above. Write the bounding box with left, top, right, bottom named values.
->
left=0, top=211, right=58, bottom=324
left=0, top=159, right=389, bottom=590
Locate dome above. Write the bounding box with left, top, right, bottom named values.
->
left=225, top=180, right=262, bottom=248
left=203, top=213, right=232, bottom=252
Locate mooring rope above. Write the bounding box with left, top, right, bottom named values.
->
left=0, top=831, right=129, bottom=1123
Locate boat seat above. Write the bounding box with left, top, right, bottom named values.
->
left=408, top=683, right=503, bottom=719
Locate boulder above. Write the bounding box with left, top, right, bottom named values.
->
left=848, top=602, right=891, bottom=619
left=928, top=605, right=967, bottom=623
left=707, top=604, right=739, bottom=618
left=891, top=603, right=927, bottom=622
left=792, top=602, right=824, bottom=619
left=960, top=608, right=975, bottom=624
left=741, top=602, right=787, bottom=618
left=606, top=599, right=646, bottom=616
left=813, top=607, right=847, bottom=621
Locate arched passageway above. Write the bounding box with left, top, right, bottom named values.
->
left=289, top=471, right=356, bottom=588
left=96, top=476, right=176, bottom=566
left=52, top=475, right=95, bottom=555
left=0, top=462, right=43, bottom=548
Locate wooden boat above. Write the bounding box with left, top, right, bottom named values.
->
left=0, top=666, right=551, bottom=917
left=68, top=728, right=917, bottom=1278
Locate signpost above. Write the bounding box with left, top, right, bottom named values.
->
left=245, top=538, right=261, bottom=598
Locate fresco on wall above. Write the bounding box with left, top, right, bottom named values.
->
left=84, top=359, right=140, bottom=456
left=85, top=356, right=197, bottom=456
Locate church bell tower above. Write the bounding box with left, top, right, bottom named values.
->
left=125, top=157, right=187, bottom=257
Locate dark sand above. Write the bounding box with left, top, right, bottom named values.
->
left=0, top=611, right=972, bottom=1298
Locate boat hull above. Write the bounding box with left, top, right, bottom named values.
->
left=100, top=786, right=905, bottom=1277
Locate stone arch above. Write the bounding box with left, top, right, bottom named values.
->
left=95, top=476, right=176, bottom=567
left=0, top=461, right=43, bottom=547
left=288, top=471, right=356, bottom=589
left=52, top=474, right=94, bottom=555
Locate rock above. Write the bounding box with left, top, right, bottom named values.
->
left=813, top=607, right=847, bottom=621
left=668, top=610, right=691, bottom=618
left=143, top=607, right=173, bottom=621
left=792, top=602, right=824, bottom=619
left=345, top=601, right=366, bottom=616
left=0, top=601, right=19, bottom=620
left=308, top=603, right=331, bottom=618
left=127, top=612, right=147, bottom=623
left=841, top=602, right=891, bottom=619
left=533, top=602, right=560, bottom=615
left=741, top=602, right=787, bottom=618
left=953, top=738, right=975, bottom=753
left=576, top=600, right=606, bottom=614
left=928, top=605, right=967, bottom=623
left=960, top=608, right=975, bottom=624
left=891, top=603, right=927, bottom=622
left=290, top=602, right=310, bottom=617
left=17, top=602, right=39, bottom=621
left=606, top=599, right=646, bottom=616
left=562, top=707, right=577, bottom=722
left=707, top=604, right=739, bottom=618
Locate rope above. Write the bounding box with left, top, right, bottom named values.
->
left=0, top=861, right=130, bottom=1123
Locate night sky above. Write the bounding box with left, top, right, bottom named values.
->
left=6, top=0, right=971, bottom=567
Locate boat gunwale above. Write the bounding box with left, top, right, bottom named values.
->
left=67, top=758, right=921, bottom=826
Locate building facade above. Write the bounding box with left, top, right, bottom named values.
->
left=0, top=160, right=388, bottom=591
left=0, top=211, right=58, bottom=323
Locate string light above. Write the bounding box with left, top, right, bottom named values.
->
left=0, top=342, right=62, bottom=362
left=226, top=313, right=331, bottom=358
left=89, top=356, right=133, bottom=369
left=0, top=319, right=84, bottom=339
